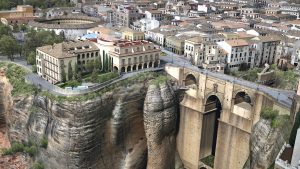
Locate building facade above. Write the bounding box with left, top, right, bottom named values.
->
left=0, top=5, right=36, bottom=25
left=36, top=41, right=100, bottom=84
left=109, top=40, right=160, bottom=73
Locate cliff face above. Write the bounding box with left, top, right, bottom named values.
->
left=144, top=82, right=178, bottom=169
left=34, top=85, right=149, bottom=169
left=245, top=119, right=292, bottom=169
left=1, top=72, right=180, bottom=169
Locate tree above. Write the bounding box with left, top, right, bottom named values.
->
left=0, top=35, right=20, bottom=61
left=67, top=61, right=73, bottom=81
left=27, top=52, right=36, bottom=65
left=77, top=71, right=82, bottom=83
left=91, top=68, right=98, bottom=83
left=86, top=60, right=95, bottom=72
left=289, top=111, right=300, bottom=146
left=107, top=56, right=111, bottom=72
left=0, top=24, right=12, bottom=38
left=94, top=58, right=102, bottom=71
left=23, top=29, right=64, bottom=63
left=61, top=63, right=67, bottom=83
left=102, top=54, right=106, bottom=72
left=12, top=24, right=19, bottom=33
left=20, top=24, right=27, bottom=32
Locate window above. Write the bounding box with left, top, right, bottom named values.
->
left=91, top=53, right=94, bottom=57
left=125, top=49, right=129, bottom=53
left=87, top=53, right=90, bottom=58
left=82, top=54, right=85, bottom=59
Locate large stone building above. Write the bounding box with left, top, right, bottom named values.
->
left=113, top=5, right=142, bottom=27
left=36, top=41, right=100, bottom=84
left=185, top=34, right=225, bottom=68
left=250, top=36, right=281, bottom=67
left=0, top=5, right=36, bottom=25
left=217, top=39, right=253, bottom=71
left=109, top=40, right=160, bottom=73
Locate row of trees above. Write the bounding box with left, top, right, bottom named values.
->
left=0, top=24, right=20, bottom=60
left=61, top=55, right=114, bottom=83
left=0, top=23, right=65, bottom=63
left=23, top=29, right=65, bottom=64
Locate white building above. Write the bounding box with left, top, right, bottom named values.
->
left=217, top=39, right=253, bottom=71
left=197, top=4, right=212, bottom=13
left=132, top=19, right=160, bottom=32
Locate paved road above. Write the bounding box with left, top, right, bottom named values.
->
left=160, top=50, right=295, bottom=108
left=0, top=56, right=32, bottom=71
left=26, top=67, right=163, bottom=96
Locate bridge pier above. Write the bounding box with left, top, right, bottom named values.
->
left=165, top=64, right=295, bottom=169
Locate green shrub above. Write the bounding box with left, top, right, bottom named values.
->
left=261, top=107, right=283, bottom=128
left=32, top=64, right=37, bottom=73
left=1, top=63, right=36, bottom=96
left=33, top=161, right=44, bottom=169
left=24, top=145, right=37, bottom=157
left=10, top=143, right=25, bottom=153
left=1, top=141, right=38, bottom=156
left=40, top=136, right=48, bottom=149
left=2, top=148, right=13, bottom=155
left=261, top=107, right=279, bottom=120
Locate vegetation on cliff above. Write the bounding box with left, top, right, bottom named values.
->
left=40, top=72, right=163, bottom=102
left=2, top=141, right=37, bottom=157
left=0, top=62, right=36, bottom=96
left=230, top=65, right=299, bottom=90
left=260, top=107, right=289, bottom=128
left=149, top=75, right=169, bottom=86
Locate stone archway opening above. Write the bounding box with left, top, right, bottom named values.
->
left=234, top=92, right=251, bottom=105
left=149, top=62, right=153, bottom=68
left=138, top=64, right=142, bottom=70
left=184, top=74, right=197, bottom=86
left=127, top=66, right=131, bottom=72
left=121, top=67, right=125, bottom=73
left=113, top=66, right=118, bottom=72
left=200, top=95, right=222, bottom=160
left=233, top=92, right=253, bottom=119
left=143, top=63, right=148, bottom=69
left=132, top=65, right=137, bottom=71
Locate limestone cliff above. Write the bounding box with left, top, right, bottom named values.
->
left=1, top=72, right=151, bottom=169
left=244, top=118, right=292, bottom=169
left=1, top=68, right=183, bottom=169
left=144, top=82, right=178, bottom=169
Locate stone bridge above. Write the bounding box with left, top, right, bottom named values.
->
left=165, top=64, right=299, bottom=169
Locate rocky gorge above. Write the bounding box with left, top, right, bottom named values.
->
left=0, top=63, right=294, bottom=169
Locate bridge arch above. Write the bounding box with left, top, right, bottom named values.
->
left=233, top=90, right=253, bottom=106
left=184, top=74, right=197, bottom=86
left=200, top=94, right=222, bottom=159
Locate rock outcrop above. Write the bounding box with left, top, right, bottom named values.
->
left=144, top=82, right=178, bottom=169
left=1, top=74, right=150, bottom=169
left=245, top=118, right=292, bottom=169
